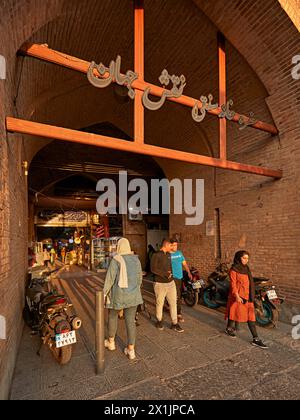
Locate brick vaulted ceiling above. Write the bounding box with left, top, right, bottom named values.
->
left=13, top=0, right=277, bottom=172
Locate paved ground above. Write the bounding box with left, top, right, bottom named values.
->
left=10, top=266, right=300, bottom=400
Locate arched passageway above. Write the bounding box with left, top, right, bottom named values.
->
left=29, top=128, right=168, bottom=270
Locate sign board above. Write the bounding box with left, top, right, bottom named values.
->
left=35, top=211, right=89, bottom=227
left=206, top=220, right=215, bottom=237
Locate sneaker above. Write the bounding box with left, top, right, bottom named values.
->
left=104, top=339, right=116, bottom=351
left=225, top=328, right=237, bottom=339
left=178, top=314, right=185, bottom=323
left=171, top=323, right=184, bottom=333
left=156, top=320, right=164, bottom=331
left=124, top=347, right=136, bottom=360
left=252, top=339, right=269, bottom=349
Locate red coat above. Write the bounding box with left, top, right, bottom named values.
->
left=225, top=269, right=256, bottom=323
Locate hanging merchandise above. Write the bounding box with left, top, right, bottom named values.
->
left=96, top=224, right=105, bottom=238
left=74, top=229, right=81, bottom=244
left=91, top=236, right=121, bottom=272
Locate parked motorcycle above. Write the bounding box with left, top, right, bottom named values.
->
left=202, top=263, right=230, bottom=309
left=23, top=268, right=82, bottom=364
left=202, top=263, right=284, bottom=328
left=253, top=277, right=285, bottom=328
left=182, top=267, right=206, bottom=307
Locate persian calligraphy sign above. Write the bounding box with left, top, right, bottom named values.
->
left=35, top=211, right=89, bottom=227
left=87, top=55, right=257, bottom=129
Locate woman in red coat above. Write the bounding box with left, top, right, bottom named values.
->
left=225, top=251, right=268, bottom=349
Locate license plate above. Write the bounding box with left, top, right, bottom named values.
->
left=267, top=290, right=278, bottom=300
left=192, top=281, right=202, bottom=289
left=55, top=331, right=76, bottom=348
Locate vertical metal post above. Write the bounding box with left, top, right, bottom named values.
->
left=89, top=217, right=93, bottom=271
left=95, top=291, right=105, bottom=374
left=134, top=0, right=145, bottom=144
left=218, top=32, right=227, bottom=161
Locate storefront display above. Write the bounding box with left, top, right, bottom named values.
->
left=91, top=237, right=121, bottom=271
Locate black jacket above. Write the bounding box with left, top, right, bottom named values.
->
left=150, top=251, right=173, bottom=283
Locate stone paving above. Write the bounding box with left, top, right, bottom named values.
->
left=9, top=266, right=300, bottom=400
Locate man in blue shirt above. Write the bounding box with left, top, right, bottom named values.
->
left=170, top=240, right=192, bottom=322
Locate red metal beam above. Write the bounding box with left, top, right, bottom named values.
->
left=218, top=33, right=227, bottom=160
left=6, top=117, right=282, bottom=179
left=134, top=0, right=144, bottom=144
left=19, top=43, right=279, bottom=136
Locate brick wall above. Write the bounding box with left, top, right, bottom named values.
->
left=0, top=0, right=64, bottom=400
left=0, top=102, right=28, bottom=399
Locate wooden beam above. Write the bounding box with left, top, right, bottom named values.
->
left=134, top=0, right=144, bottom=144
left=218, top=33, right=227, bottom=160
left=19, top=43, right=279, bottom=136
left=6, top=117, right=282, bottom=179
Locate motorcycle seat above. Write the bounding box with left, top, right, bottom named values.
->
left=41, top=294, right=66, bottom=307
left=254, top=277, right=270, bottom=284
left=26, top=286, right=48, bottom=303
left=209, top=277, right=230, bottom=291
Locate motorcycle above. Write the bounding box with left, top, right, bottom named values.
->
left=202, top=263, right=284, bottom=328
left=182, top=267, right=206, bottom=307
left=253, top=277, right=285, bottom=328
left=23, top=268, right=82, bottom=364
left=202, top=263, right=230, bottom=309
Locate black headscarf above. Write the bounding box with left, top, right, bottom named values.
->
left=231, top=251, right=255, bottom=302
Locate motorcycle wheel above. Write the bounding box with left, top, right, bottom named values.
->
left=50, top=345, right=73, bottom=365
left=203, top=288, right=221, bottom=309
left=255, top=301, right=279, bottom=329
left=183, top=286, right=198, bottom=307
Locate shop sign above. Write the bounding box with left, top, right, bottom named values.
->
left=35, top=211, right=89, bottom=227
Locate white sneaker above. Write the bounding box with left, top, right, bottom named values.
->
left=104, top=339, right=116, bottom=351
left=124, top=347, right=136, bottom=360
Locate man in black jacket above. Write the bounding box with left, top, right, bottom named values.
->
left=150, top=239, right=184, bottom=333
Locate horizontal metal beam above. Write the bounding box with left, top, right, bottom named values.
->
left=35, top=196, right=97, bottom=210
left=19, top=43, right=279, bottom=136
left=6, top=117, right=282, bottom=179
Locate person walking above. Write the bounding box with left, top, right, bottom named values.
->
left=103, top=238, right=143, bottom=360
left=225, top=250, right=268, bottom=349
left=43, top=247, right=51, bottom=268
left=170, top=239, right=192, bottom=323
left=61, top=247, right=66, bottom=264
left=50, top=247, right=56, bottom=265
left=150, top=239, right=184, bottom=333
